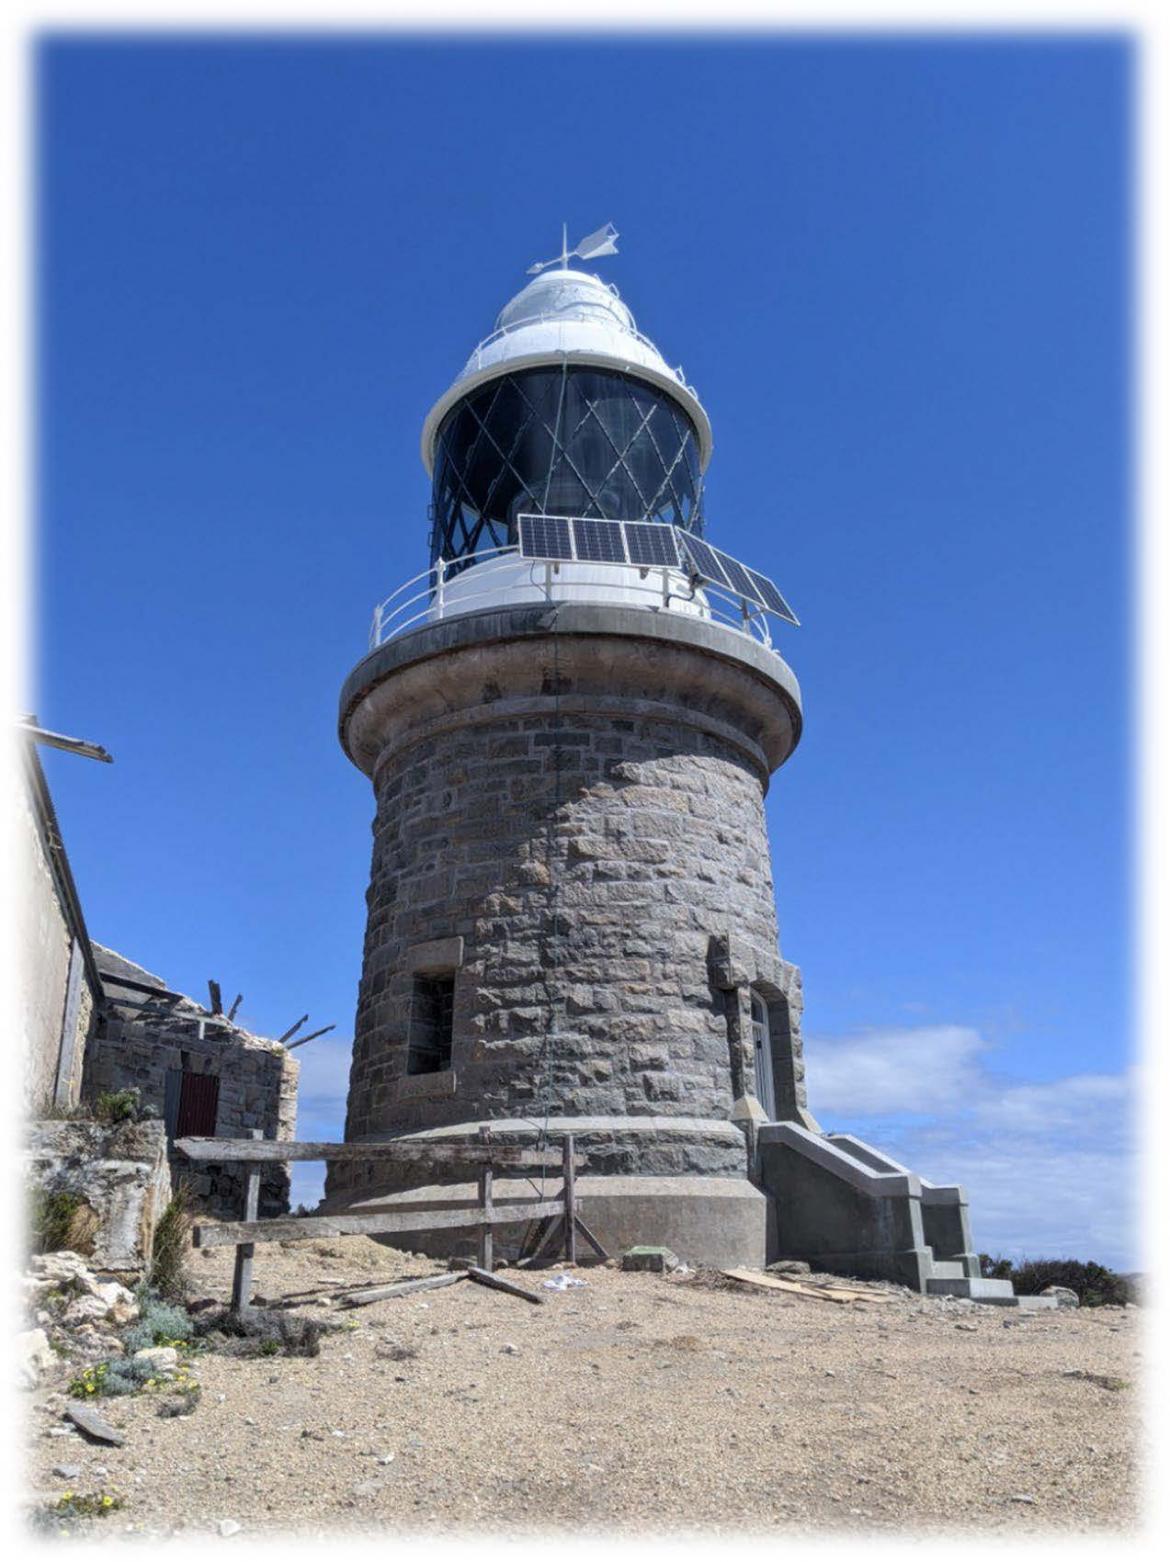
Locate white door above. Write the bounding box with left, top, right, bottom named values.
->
left=751, top=992, right=776, bottom=1119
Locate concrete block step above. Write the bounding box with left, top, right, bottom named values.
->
left=927, top=1276, right=1016, bottom=1303
left=928, top=1260, right=966, bottom=1280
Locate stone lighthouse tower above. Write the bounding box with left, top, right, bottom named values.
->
left=329, top=232, right=809, bottom=1268
left=329, top=230, right=989, bottom=1288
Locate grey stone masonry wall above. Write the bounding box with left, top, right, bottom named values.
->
left=332, top=605, right=805, bottom=1202
left=83, top=946, right=299, bottom=1218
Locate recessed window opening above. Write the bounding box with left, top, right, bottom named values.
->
left=750, top=990, right=777, bottom=1121
left=408, top=973, right=455, bottom=1075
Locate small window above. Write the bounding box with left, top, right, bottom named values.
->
left=408, top=974, right=455, bottom=1075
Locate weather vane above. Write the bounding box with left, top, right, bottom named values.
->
left=527, top=222, right=620, bottom=276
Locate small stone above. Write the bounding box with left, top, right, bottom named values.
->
left=133, top=1346, right=179, bottom=1376
left=376, top=1454, right=396, bottom=1465
left=1008, top=1494, right=1037, bottom=1505
left=766, top=1259, right=811, bottom=1276
left=52, top=1464, right=82, bottom=1480
left=217, top=1519, right=242, bottom=1537
left=621, top=1246, right=680, bottom=1273
left=17, top=1328, right=55, bottom=1388
left=65, top=1402, right=125, bottom=1445
left=955, top=1322, right=978, bottom=1332
left=501, top=1343, right=520, bottom=1355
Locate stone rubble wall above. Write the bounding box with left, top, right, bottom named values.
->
left=23, top=1118, right=172, bottom=1278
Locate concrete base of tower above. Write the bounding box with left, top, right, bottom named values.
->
left=319, top=1173, right=767, bottom=1270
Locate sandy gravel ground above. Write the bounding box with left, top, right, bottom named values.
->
left=25, top=1237, right=1142, bottom=1540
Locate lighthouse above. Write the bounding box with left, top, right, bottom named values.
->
left=329, top=228, right=993, bottom=1292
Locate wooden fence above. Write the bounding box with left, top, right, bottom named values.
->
left=175, top=1128, right=605, bottom=1311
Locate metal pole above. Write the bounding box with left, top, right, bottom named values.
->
left=230, top=1128, right=263, bottom=1313
left=477, top=1124, right=493, bottom=1271
left=562, top=1134, right=577, bottom=1266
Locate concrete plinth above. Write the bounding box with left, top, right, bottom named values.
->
left=324, top=1172, right=767, bottom=1270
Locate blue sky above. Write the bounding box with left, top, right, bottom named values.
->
left=34, top=34, right=1133, bottom=1263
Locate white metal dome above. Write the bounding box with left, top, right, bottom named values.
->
left=419, top=268, right=712, bottom=475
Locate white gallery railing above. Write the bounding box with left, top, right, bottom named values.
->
left=368, top=546, right=780, bottom=654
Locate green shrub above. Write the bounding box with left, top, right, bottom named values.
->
left=978, top=1253, right=1014, bottom=1281
left=122, top=1294, right=194, bottom=1353
left=69, top=1357, right=154, bottom=1398
left=193, top=1304, right=324, bottom=1358
left=978, top=1253, right=1132, bottom=1306
left=1012, top=1258, right=1132, bottom=1307
left=93, top=1088, right=143, bottom=1125
left=148, top=1184, right=192, bottom=1301
left=54, top=1491, right=124, bottom=1519
left=28, top=1187, right=99, bottom=1257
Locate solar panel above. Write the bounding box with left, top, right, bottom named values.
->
left=680, top=533, right=734, bottom=591
left=624, top=522, right=681, bottom=569
left=518, top=514, right=573, bottom=561
left=713, top=547, right=758, bottom=603
left=572, top=517, right=628, bottom=564
left=746, top=566, right=800, bottom=626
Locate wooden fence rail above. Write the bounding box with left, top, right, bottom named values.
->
left=175, top=1131, right=604, bottom=1311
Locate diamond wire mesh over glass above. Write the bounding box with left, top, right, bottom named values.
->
left=430, top=366, right=704, bottom=572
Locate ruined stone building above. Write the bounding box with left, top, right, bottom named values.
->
left=18, top=725, right=300, bottom=1240
left=326, top=241, right=1011, bottom=1301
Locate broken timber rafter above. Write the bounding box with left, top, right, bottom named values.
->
left=285, top=1024, right=336, bottom=1051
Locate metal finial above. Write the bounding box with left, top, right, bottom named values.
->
left=527, top=222, right=619, bottom=276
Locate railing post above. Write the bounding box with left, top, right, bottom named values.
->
left=562, top=1134, right=577, bottom=1266
left=435, top=555, right=447, bottom=619
left=230, top=1128, right=263, bottom=1314
left=477, top=1124, right=493, bottom=1271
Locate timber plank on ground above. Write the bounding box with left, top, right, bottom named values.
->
left=721, top=1268, right=864, bottom=1304
left=336, top=1273, right=468, bottom=1307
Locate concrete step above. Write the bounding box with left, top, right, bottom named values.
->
left=928, top=1260, right=966, bottom=1280
left=927, top=1276, right=1016, bottom=1303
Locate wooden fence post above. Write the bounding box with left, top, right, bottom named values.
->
left=477, top=1124, right=493, bottom=1272
left=230, top=1128, right=263, bottom=1313
left=562, top=1134, right=577, bottom=1265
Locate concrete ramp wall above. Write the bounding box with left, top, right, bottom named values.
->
left=755, top=1122, right=977, bottom=1290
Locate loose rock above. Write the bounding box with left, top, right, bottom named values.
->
left=65, top=1402, right=125, bottom=1445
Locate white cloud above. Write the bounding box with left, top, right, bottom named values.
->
left=804, top=1025, right=1139, bottom=1271
left=807, top=1024, right=989, bottom=1116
